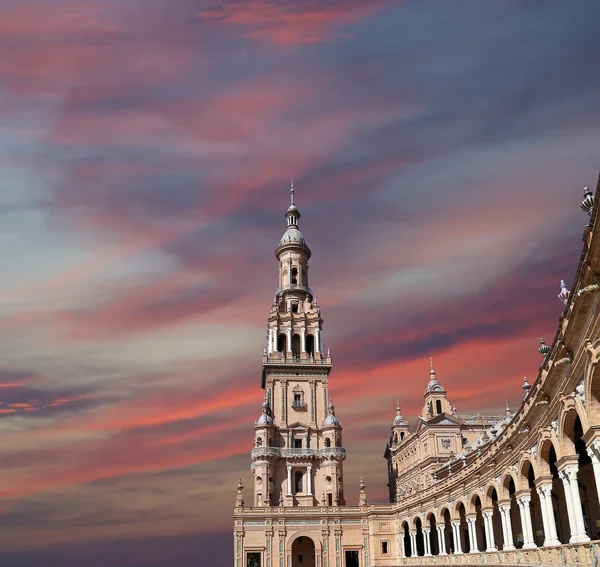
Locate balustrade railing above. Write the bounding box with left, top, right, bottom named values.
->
left=250, top=447, right=346, bottom=459
left=397, top=542, right=597, bottom=567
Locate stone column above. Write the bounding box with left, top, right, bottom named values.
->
left=518, top=495, right=537, bottom=549
left=499, top=504, right=516, bottom=550
left=267, top=328, right=272, bottom=354
left=286, top=327, right=292, bottom=355
left=483, top=511, right=495, bottom=551
left=437, top=525, right=447, bottom=555
left=409, top=531, right=416, bottom=557
left=423, top=529, right=431, bottom=556
left=537, top=483, right=560, bottom=546
left=307, top=464, right=312, bottom=496
left=401, top=533, right=406, bottom=558
left=466, top=516, right=476, bottom=552
left=315, top=328, right=321, bottom=354
left=300, top=327, right=306, bottom=353
left=451, top=520, right=463, bottom=554
left=587, top=440, right=600, bottom=511
left=286, top=465, right=292, bottom=496
left=560, top=463, right=590, bottom=543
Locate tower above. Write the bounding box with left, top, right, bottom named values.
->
left=420, top=357, right=452, bottom=419
left=251, top=181, right=346, bottom=508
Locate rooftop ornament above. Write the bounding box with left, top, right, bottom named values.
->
left=581, top=186, right=594, bottom=215
left=522, top=376, right=531, bottom=398
left=558, top=280, right=570, bottom=306
left=538, top=338, right=550, bottom=358
left=578, top=283, right=600, bottom=297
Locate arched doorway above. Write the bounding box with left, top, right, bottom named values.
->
left=427, top=512, right=438, bottom=555
left=402, top=521, right=411, bottom=557
left=486, top=485, right=503, bottom=549
left=292, top=536, right=315, bottom=567
left=562, top=409, right=599, bottom=540
left=456, top=502, right=469, bottom=552
left=414, top=517, right=425, bottom=556
left=440, top=508, right=452, bottom=553
left=473, top=495, right=486, bottom=551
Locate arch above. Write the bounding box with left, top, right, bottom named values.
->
left=277, top=334, right=287, bottom=354
left=436, top=399, right=442, bottom=415
left=255, top=437, right=263, bottom=447
left=538, top=435, right=562, bottom=475
left=518, top=456, right=538, bottom=492
left=468, top=490, right=484, bottom=515
left=291, top=266, right=298, bottom=285
left=560, top=399, right=589, bottom=457
left=500, top=470, right=518, bottom=500
left=452, top=499, right=468, bottom=520
left=585, top=340, right=600, bottom=425
left=288, top=534, right=320, bottom=567
left=454, top=501, right=469, bottom=552
left=324, top=437, right=331, bottom=448
left=413, top=516, right=425, bottom=556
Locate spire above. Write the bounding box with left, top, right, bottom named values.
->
left=393, top=399, right=406, bottom=425
left=325, top=395, right=340, bottom=426
left=359, top=477, right=367, bottom=506
left=290, top=178, right=295, bottom=206
left=430, top=356, right=435, bottom=375
left=235, top=478, right=244, bottom=507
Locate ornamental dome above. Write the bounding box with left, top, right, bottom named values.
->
left=324, top=398, right=340, bottom=426
left=280, top=226, right=306, bottom=246
left=257, top=399, right=273, bottom=425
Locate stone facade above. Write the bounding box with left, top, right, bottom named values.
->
left=233, top=176, right=600, bottom=567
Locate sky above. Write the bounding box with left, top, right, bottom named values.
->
left=0, top=0, right=599, bottom=565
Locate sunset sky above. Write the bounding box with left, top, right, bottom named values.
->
left=1, top=1, right=600, bottom=565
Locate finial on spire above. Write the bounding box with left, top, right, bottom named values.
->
left=581, top=186, right=594, bottom=215
left=522, top=376, right=531, bottom=398
left=290, top=178, right=295, bottom=205
left=429, top=357, right=435, bottom=375
left=538, top=338, right=550, bottom=358
left=558, top=280, right=570, bottom=305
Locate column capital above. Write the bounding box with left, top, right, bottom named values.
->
left=465, top=513, right=476, bottom=521
left=307, top=464, right=312, bottom=471
left=559, top=463, right=579, bottom=482
left=451, top=519, right=461, bottom=527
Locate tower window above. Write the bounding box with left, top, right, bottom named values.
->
left=291, top=303, right=299, bottom=313
left=382, top=541, right=388, bottom=554
left=294, top=439, right=302, bottom=449
left=295, top=471, right=303, bottom=493
left=436, top=399, right=442, bottom=414
left=291, top=267, right=298, bottom=284
left=324, top=438, right=331, bottom=448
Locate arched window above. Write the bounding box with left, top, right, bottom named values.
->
left=324, top=438, right=331, bottom=448
left=306, top=335, right=315, bottom=357
left=400, top=432, right=405, bottom=441
left=292, top=334, right=301, bottom=355
left=256, top=437, right=263, bottom=447
left=291, top=267, right=298, bottom=285
left=295, top=471, right=303, bottom=493
left=277, top=334, right=287, bottom=353
left=436, top=400, right=442, bottom=414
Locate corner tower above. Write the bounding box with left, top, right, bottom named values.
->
left=252, top=181, right=346, bottom=508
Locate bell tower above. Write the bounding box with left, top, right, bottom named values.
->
left=251, top=181, right=346, bottom=508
